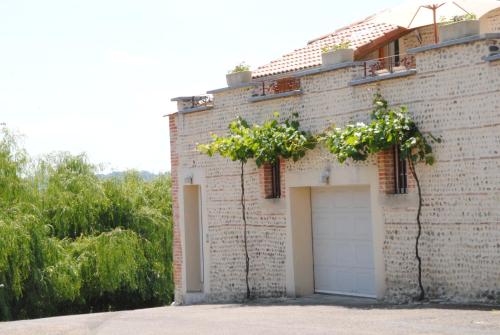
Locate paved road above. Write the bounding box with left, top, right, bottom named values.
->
left=1, top=296, right=499, bottom=335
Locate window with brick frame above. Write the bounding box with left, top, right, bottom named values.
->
left=261, top=160, right=281, bottom=199
left=378, top=146, right=411, bottom=194
left=393, top=145, right=408, bottom=194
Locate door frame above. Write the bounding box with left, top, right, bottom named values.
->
left=285, top=164, right=386, bottom=299
left=183, top=184, right=204, bottom=292
left=179, top=168, right=210, bottom=298
left=310, top=185, right=377, bottom=298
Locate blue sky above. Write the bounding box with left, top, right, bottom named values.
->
left=0, top=0, right=401, bottom=172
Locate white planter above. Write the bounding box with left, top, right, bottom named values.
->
left=321, top=49, right=354, bottom=66
left=439, top=20, right=480, bottom=42
left=226, top=71, right=252, bottom=87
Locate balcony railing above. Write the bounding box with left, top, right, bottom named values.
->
left=252, top=77, right=301, bottom=97
left=171, top=95, right=214, bottom=112
left=359, top=54, right=416, bottom=79
left=187, top=95, right=213, bottom=109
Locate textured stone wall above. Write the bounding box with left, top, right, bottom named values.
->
left=170, top=32, right=500, bottom=304
left=400, top=25, right=435, bottom=52
left=481, top=8, right=500, bottom=33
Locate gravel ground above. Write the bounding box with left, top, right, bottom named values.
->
left=1, top=296, right=499, bottom=335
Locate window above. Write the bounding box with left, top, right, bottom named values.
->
left=393, top=145, right=408, bottom=194
left=270, top=161, right=281, bottom=198
left=261, top=160, right=281, bottom=199
left=271, top=77, right=301, bottom=94
left=393, top=39, right=400, bottom=66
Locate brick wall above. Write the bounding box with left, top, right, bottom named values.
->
left=377, top=150, right=395, bottom=194
left=168, top=114, right=183, bottom=302
left=259, top=160, right=286, bottom=199
left=377, top=149, right=415, bottom=194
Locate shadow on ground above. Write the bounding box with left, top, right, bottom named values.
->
left=179, top=294, right=499, bottom=311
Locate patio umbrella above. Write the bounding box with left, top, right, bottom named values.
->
left=373, top=0, right=500, bottom=43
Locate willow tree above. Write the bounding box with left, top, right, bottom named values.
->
left=198, top=112, right=316, bottom=299
left=321, top=94, right=440, bottom=301
left=0, top=128, right=174, bottom=320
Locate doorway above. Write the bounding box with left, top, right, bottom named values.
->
left=184, top=185, right=203, bottom=292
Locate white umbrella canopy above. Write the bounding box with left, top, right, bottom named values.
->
left=374, top=0, right=500, bottom=42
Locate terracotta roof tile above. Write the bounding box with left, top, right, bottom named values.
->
left=252, top=16, right=399, bottom=78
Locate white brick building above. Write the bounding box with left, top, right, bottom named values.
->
left=168, top=6, right=500, bottom=304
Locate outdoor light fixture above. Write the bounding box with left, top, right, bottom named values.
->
left=184, top=174, right=193, bottom=184
left=320, top=167, right=330, bottom=184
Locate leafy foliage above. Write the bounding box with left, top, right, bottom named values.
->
left=198, top=112, right=317, bottom=166
left=228, top=62, right=251, bottom=74
left=0, top=129, right=173, bottom=321
left=198, top=112, right=315, bottom=299
left=321, top=93, right=440, bottom=165
left=440, top=13, right=477, bottom=25
left=321, top=40, right=351, bottom=53
left=320, top=94, right=440, bottom=301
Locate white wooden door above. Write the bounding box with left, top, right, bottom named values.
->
left=311, top=186, right=376, bottom=297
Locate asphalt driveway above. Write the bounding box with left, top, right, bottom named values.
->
left=1, top=296, right=499, bottom=335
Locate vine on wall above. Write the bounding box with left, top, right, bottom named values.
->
left=198, top=113, right=316, bottom=299
left=320, top=93, right=440, bottom=300
left=198, top=94, right=439, bottom=301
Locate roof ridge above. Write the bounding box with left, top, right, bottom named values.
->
left=307, top=14, right=376, bottom=45
left=252, top=12, right=402, bottom=78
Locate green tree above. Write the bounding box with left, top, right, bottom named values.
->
left=0, top=129, right=174, bottom=320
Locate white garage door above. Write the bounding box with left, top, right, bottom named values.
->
left=311, top=186, right=376, bottom=297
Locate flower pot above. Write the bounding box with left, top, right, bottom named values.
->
left=226, top=71, right=252, bottom=87
left=439, top=20, right=480, bottom=42
left=321, top=49, right=354, bottom=66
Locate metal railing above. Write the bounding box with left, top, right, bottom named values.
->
left=188, top=95, right=213, bottom=109
left=360, top=54, right=416, bottom=79
left=252, top=77, right=301, bottom=97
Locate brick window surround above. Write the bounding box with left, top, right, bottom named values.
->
left=377, top=147, right=414, bottom=194
left=259, top=159, right=286, bottom=199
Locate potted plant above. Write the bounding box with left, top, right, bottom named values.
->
left=439, top=13, right=479, bottom=42
left=226, top=62, right=252, bottom=87
left=321, top=41, right=354, bottom=66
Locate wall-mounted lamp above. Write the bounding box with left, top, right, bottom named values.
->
left=184, top=174, right=193, bottom=184
left=320, top=167, right=330, bottom=184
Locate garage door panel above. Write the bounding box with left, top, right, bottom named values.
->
left=350, top=188, right=370, bottom=206
left=335, top=270, right=355, bottom=292
left=333, top=199, right=351, bottom=208
left=355, top=242, right=375, bottom=267
left=314, top=266, right=335, bottom=291
left=313, top=241, right=336, bottom=266
left=333, top=216, right=355, bottom=238
left=354, top=218, right=372, bottom=239
left=355, top=271, right=376, bottom=294
left=312, top=186, right=376, bottom=297
left=313, top=222, right=339, bottom=240
left=332, top=242, right=356, bottom=266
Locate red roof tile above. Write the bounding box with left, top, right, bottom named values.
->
left=252, top=16, right=400, bottom=78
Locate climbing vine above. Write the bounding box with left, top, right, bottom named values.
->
left=320, top=93, right=440, bottom=301
left=198, top=94, right=439, bottom=301
left=198, top=112, right=316, bottom=299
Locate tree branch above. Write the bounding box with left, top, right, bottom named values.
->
left=408, top=158, right=425, bottom=301
left=241, top=161, right=250, bottom=299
